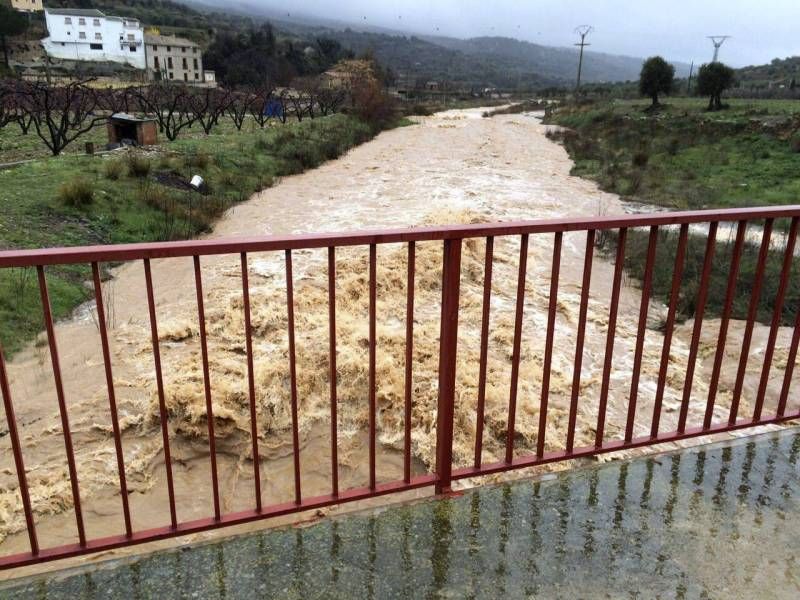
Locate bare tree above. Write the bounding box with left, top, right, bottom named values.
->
left=250, top=83, right=280, bottom=127
left=96, top=85, right=137, bottom=115
left=0, top=81, right=15, bottom=131
left=317, top=86, right=347, bottom=116
left=16, top=79, right=107, bottom=156
left=194, top=87, right=231, bottom=135
left=226, top=88, right=254, bottom=130
left=132, top=83, right=199, bottom=141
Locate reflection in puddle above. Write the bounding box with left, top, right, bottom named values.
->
left=5, top=430, right=800, bottom=599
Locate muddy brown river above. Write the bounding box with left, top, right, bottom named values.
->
left=0, top=108, right=796, bottom=570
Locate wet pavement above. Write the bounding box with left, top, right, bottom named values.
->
left=3, top=428, right=800, bottom=599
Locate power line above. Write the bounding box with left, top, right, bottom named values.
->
left=574, top=25, right=593, bottom=94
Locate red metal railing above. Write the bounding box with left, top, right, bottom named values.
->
left=0, top=206, right=799, bottom=569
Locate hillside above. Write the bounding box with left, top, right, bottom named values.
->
left=178, top=1, right=664, bottom=87
left=36, top=1, right=687, bottom=88
left=422, top=35, right=691, bottom=84
left=299, top=30, right=563, bottom=89
left=737, top=56, right=800, bottom=87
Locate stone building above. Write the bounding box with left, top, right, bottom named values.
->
left=144, top=33, right=204, bottom=83
left=10, top=0, right=43, bottom=12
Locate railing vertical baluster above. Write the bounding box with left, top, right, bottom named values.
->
left=677, top=222, right=718, bottom=433
left=651, top=224, right=689, bottom=438
left=0, top=341, right=38, bottom=555
left=37, top=266, right=86, bottom=546
left=729, top=219, right=773, bottom=425
left=285, top=250, right=302, bottom=505
left=777, top=307, right=800, bottom=417
left=435, top=239, right=462, bottom=493
left=595, top=228, right=627, bottom=447
left=328, top=247, right=339, bottom=496
left=193, top=256, right=220, bottom=521
left=506, top=234, right=529, bottom=464
left=704, top=221, right=747, bottom=429
left=473, top=237, right=493, bottom=468
left=143, top=259, right=178, bottom=529
left=625, top=226, right=658, bottom=443
left=537, top=232, right=562, bottom=458
left=566, top=230, right=595, bottom=453
left=753, top=218, right=799, bottom=422
left=240, top=253, right=262, bottom=511
left=368, top=244, right=377, bottom=491
left=91, top=262, right=132, bottom=537
left=404, top=242, right=416, bottom=483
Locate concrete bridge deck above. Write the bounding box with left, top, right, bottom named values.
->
left=3, top=428, right=799, bottom=599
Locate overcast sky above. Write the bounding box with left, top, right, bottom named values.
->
left=245, top=0, right=798, bottom=67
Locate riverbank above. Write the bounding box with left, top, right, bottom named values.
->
left=545, top=97, right=800, bottom=211
left=545, top=98, right=800, bottom=325
left=0, top=114, right=405, bottom=355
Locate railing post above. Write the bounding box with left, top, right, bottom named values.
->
left=435, top=239, right=462, bottom=494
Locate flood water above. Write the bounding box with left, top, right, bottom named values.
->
left=0, top=108, right=797, bottom=566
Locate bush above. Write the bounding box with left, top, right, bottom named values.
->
left=104, top=158, right=125, bottom=181
left=352, top=80, right=397, bottom=131
left=58, top=178, right=94, bottom=207
left=127, top=154, right=151, bottom=178
left=184, top=151, right=210, bottom=170
left=632, top=151, right=650, bottom=168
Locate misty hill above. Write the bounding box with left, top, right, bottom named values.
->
left=422, top=35, right=677, bottom=84
left=180, top=1, right=673, bottom=86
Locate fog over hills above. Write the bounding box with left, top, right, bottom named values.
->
left=181, top=0, right=689, bottom=85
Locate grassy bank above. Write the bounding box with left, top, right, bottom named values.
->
left=0, top=114, right=402, bottom=355
left=546, top=98, right=800, bottom=210
left=600, top=224, right=799, bottom=329
left=546, top=98, right=800, bottom=327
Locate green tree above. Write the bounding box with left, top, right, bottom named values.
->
left=0, top=4, right=29, bottom=69
left=638, top=56, right=675, bottom=107
left=696, top=62, right=736, bottom=111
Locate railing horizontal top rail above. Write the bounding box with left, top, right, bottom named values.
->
left=1, top=205, right=798, bottom=268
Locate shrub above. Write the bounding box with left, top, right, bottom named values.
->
left=666, top=138, right=681, bottom=156
left=410, top=104, right=433, bottom=117
left=352, top=80, right=397, bottom=131
left=104, top=158, right=125, bottom=181
left=632, top=151, right=650, bottom=168
left=58, top=178, right=94, bottom=207
left=127, top=153, right=151, bottom=178
left=184, top=151, right=210, bottom=169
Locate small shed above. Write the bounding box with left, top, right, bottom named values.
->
left=107, top=113, right=158, bottom=147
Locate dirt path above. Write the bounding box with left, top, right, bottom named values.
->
left=1, top=108, right=796, bottom=561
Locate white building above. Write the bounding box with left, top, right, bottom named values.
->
left=41, top=8, right=146, bottom=70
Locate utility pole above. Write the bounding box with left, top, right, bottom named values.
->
left=574, top=25, right=593, bottom=95
left=686, top=61, right=694, bottom=94
left=708, top=36, right=730, bottom=63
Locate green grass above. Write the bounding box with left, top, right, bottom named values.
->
left=550, top=97, right=800, bottom=327
left=548, top=97, right=800, bottom=210
left=600, top=224, right=800, bottom=329
left=0, top=113, right=400, bottom=355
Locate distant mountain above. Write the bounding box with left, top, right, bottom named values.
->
left=423, top=36, right=691, bottom=84
left=179, top=0, right=690, bottom=87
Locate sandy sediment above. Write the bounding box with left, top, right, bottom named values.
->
left=0, top=108, right=797, bottom=556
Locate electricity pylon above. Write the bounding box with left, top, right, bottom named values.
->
left=708, top=36, right=731, bottom=62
